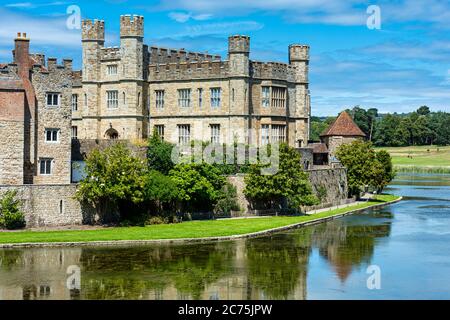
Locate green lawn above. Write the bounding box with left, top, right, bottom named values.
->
left=0, top=194, right=399, bottom=245
left=376, top=145, right=450, bottom=170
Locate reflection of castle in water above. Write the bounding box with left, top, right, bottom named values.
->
left=0, top=211, right=392, bottom=300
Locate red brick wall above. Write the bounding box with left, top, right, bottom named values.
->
left=0, top=90, right=25, bottom=121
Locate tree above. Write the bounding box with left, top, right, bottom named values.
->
left=169, top=163, right=226, bottom=212
left=417, top=105, right=430, bottom=116
left=147, top=131, right=175, bottom=174
left=244, top=143, right=318, bottom=210
left=336, top=141, right=395, bottom=197
left=75, top=143, right=147, bottom=222
left=144, top=170, right=180, bottom=212
left=0, top=190, right=26, bottom=230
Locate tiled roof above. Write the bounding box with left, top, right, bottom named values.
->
left=320, top=111, right=366, bottom=137
left=310, top=142, right=328, bottom=153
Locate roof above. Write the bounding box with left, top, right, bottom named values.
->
left=320, top=111, right=366, bottom=137
left=310, top=142, right=328, bottom=153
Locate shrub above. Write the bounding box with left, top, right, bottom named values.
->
left=146, top=216, right=167, bottom=225
left=214, top=183, right=240, bottom=216
left=0, top=191, right=26, bottom=230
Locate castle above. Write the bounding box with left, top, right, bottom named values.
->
left=72, top=15, right=311, bottom=147
left=0, top=14, right=363, bottom=227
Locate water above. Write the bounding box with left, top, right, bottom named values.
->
left=0, top=173, right=449, bottom=300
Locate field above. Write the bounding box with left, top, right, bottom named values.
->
left=0, top=195, right=399, bottom=245
left=376, top=145, right=450, bottom=172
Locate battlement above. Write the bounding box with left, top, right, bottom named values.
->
left=33, top=57, right=73, bottom=73
left=101, top=47, right=121, bottom=60
left=228, top=35, right=250, bottom=54
left=29, top=53, right=45, bottom=66
left=149, top=46, right=221, bottom=64
left=289, top=44, right=309, bottom=62
left=120, top=15, right=144, bottom=38
left=82, top=19, right=105, bottom=41
left=251, top=61, right=296, bottom=82
left=149, top=60, right=229, bottom=82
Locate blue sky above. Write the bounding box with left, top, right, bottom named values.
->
left=0, top=0, right=449, bottom=116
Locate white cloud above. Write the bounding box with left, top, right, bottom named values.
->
left=5, top=1, right=68, bottom=9
left=0, top=9, right=80, bottom=47
left=182, top=21, right=264, bottom=36
left=168, top=11, right=213, bottom=23
left=157, top=0, right=450, bottom=27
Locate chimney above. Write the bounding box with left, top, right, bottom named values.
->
left=14, top=32, right=30, bottom=78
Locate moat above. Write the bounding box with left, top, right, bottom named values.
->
left=0, top=173, right=449, bottom=300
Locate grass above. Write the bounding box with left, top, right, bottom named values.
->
left=375, top=145, right=450, bottom=173
left=0, top=194, right=400, bottom=245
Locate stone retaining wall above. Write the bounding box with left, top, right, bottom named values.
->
left=227, top=167, right=349, bottom=215
left=0, top=184, right=91, bottom=228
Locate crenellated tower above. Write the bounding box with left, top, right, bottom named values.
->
left=120, top=15, right=144, bottom=80
left=81, top=19, right=104, bottom=82
left=289, top=44, right=310, bottom=147
left=228, top=35, right=250, bottom=77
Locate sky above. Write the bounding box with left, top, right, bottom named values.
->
left=0, top=0, right=449, bottom=116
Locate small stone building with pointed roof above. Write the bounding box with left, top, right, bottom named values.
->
left=320, top=110, right=366, bottom=160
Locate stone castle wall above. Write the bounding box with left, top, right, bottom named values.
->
left=0, top=184, right=89, bottom=227
left=227, top=167, right=349, bottom=214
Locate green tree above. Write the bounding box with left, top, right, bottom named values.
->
left=0, top=190, right=26, bottom=230
left=75, top=143, right=147, bottom=222
left=147, top=131, right=175, bottom=174
left=144, top=170, right=180, bottom=212
left=336, top=141, right=395, bottom=196
left=244, top=143, right=318, bottom=210
left=169, top=163, right=226, bottom=212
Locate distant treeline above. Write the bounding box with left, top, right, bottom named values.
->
left=311, top=106, right=450, bottom=147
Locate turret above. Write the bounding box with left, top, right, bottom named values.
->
left=120, top=15, right=144, bottom=80
left=289, top=44, right=310, bottom=147
left=228, top=35, right=250, bottom=77
left=81, top=19, right=104, bottom=81
left=289, top=44, right=309, bottom=83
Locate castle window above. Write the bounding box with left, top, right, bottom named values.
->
left=198, top=88, right=203, bottom=108
left=177, top=124, right=190, bottom=145
left=107, top=64, right=118, bottom=75
left=84, top=93, right=87, bottom=106
left=210, top=124, right=220, bottom=144
left=232, top=88, right=235, bottom=102
left=71, top=126, right=78, bottom=139
left=178, top=89, right=191, bottom=108
left=71, top=94, right=78, bottom=111
left=271, top=87, right=286, bottom=108
left=154, top=125, right=165, bottom=140
left=261, top=124, right=270, bottom=145
left=155, top=90, right=164, bottom=109
left=107, top=90, right=119, bottom=109
left=271, top=124, right=286, bottom=143
left=262, top=86, right=270, bottom=107
left=210, top=88, right=221, bottom=108
left=59, top=200, right=64, bottom=214
left=45, top=128, right=59, bottom=142
left=46, top=93, right=60, bottom=107
left=123, top=92, right=126, bottom=105
left=39, top=158, right=53, bottom=175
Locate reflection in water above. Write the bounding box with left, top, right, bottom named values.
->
left=1, top=173, right=449, bottom=300
left=0, top=212, right=392, bottom=300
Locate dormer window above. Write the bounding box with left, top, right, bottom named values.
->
left=46, top=93, right=60, bottom=107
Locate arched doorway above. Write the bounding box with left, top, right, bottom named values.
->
left=105, top=128, right=119, bottom=139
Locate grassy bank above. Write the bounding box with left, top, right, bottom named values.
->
left=376, top=145, right=450, bottom=173
left=0, top=194, right=400, bottom=245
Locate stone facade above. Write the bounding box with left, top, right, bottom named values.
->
left=0, top=33, right=73, bottom=185
left=0, top=185, right=87, bottom=227
left=73, top=15, right=311, bottom=147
